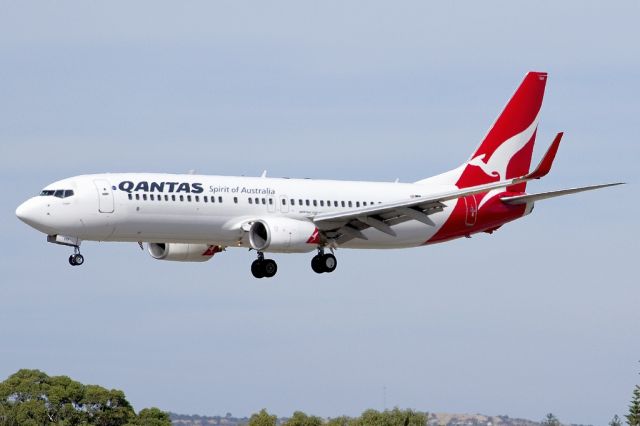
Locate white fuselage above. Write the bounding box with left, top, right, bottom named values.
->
left=16, top=173, right=459, bottom=251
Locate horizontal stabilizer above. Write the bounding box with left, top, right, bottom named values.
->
left=501, top=183, right=624, bottom=205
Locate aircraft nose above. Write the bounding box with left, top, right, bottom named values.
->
left=16, top=198, right=42, bottom=228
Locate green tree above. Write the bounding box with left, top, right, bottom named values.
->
left=326, top=416, right=351, bottom=426
left=126, top=407, right=172, bottom=426
left=609, top=414, right=623, bottom=426
left=541, top=413, right=560, bottom=426
left=284, top=411, right=323, bottom=426
left=628, top=385, right=640, bottom=426
left=249, top=409, right=278, bottom=426
left=0, top=369, right=164, bottom=426
left=351, top=408, right=426, bottom=426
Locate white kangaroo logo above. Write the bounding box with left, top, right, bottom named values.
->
left=468, top=113, right=540, bottom=181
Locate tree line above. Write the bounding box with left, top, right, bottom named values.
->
left=1, top=368, right=639, bottom=426
left=246, top=408, right=426, bottom=426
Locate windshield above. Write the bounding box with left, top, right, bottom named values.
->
left=40, top=189, right=74, bottom=198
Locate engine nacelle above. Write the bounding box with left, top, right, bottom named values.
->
left=248, top=218, right=318, bottom=253
left=148, top=243, right=221, bottom=262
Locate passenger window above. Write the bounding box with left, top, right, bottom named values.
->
left=334, top=201, right=338, bottom=207
left=298, top=199, right=303, bottom=205
left=171, top=195, right=176, bottom=201
left=320, top=200, right=324, bottom=207
left=204, top=196, right=208, bottom=203
left=219, top=196, right=223, bottom=203
left=128, top=193, right=132, bottom=200
left=187, top=195, right=192, bottom=202
left=348, top=201, right=352, bottom=207
left=249, top=198, right=253, bottom=204
left=306, top=200, right=310, bottom=206
left=281, top=199, right=286, bottom=205
left=195, top=196, right=200, bottom=202
left=363, top=201, right=367, bottom=206
left=356, top=201, right=360, bottom=207
left=269, top=198, right=273, bottom=205
left=262, top=198, right=266, bottom=205
left=313, top=200, right=317, bottom=207
left=179, top=195, right=184, bottom=201
left=341, top=201, right=345, bottom=207
left=150, top=194, right=155, bottom=201
left=254, top=197, right=259, bottom=204
left=143, top=194, right=147, bottom=201
left=136, top=194, right=140, bottom=200
left=233, top=197, right=238, bottom=203
left=164, top=195, right=168, bottom=201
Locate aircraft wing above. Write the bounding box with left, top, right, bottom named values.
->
left=312, top=174, right=538, bottom=243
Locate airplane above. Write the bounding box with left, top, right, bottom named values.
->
left=15, top=71, right=622, bottom=278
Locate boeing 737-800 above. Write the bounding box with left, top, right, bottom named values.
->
left=16, top=72, right=622, bottom=278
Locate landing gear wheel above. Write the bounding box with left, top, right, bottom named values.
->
left=262, top=259, right=278, bottom=278
left=251, top=259, right=265, bottom=279
left=322, top=253, right=337, bottom=273
left=68, top=253, right=84, bottom=266
left=311, top=255, right=324, bottom=274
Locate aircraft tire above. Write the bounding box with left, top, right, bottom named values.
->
left=311, top=255, right=324, bottom=274
left=263, top=259, right=277, bottom=278
left=322, top=253, right=337, bottom=273
left=73, top=254, right=84, bottom=266
left=251, top=259, right=265, bottom=278
left=69, top=255, right=76, bottom=266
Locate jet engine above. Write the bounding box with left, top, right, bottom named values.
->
left=147, top=243, right=221, bottom=262
left=248, top=218, right=318, bottom=253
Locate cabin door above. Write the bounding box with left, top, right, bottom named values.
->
left=94, top=179, right=114, bottom=213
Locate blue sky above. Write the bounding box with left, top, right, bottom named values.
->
left=1, top=1, right=638, bottom=424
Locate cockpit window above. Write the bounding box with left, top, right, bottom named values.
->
left=40, top=189, right=74, bottom=198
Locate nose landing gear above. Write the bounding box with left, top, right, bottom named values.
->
left=311, top=248, right=337, bottom=274
left=68, top=246, right=84, bottom=266
left=251, top=252, right=278, bottom=278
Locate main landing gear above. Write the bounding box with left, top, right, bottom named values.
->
left=311, top=249, right=337, bottom=274
left=68, top=246, right=84, bottom=266
left=251, top=252, right=277, bottom=279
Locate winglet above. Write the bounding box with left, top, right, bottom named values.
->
left=526, top=132, right=563, bottom=180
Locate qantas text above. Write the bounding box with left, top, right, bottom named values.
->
left=118, top=181, right=204, bottom=194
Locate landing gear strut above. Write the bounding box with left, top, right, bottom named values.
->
left=311, top=248, right=337, bottom=274
left=68, top=246, right=84, bottom=266
left=251, top=252, right=277, bottom=279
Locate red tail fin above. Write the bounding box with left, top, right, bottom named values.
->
left=457, top=72, right=547, bottom=191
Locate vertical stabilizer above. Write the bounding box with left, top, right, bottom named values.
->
left=456, top=72, right=547, bottom=191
